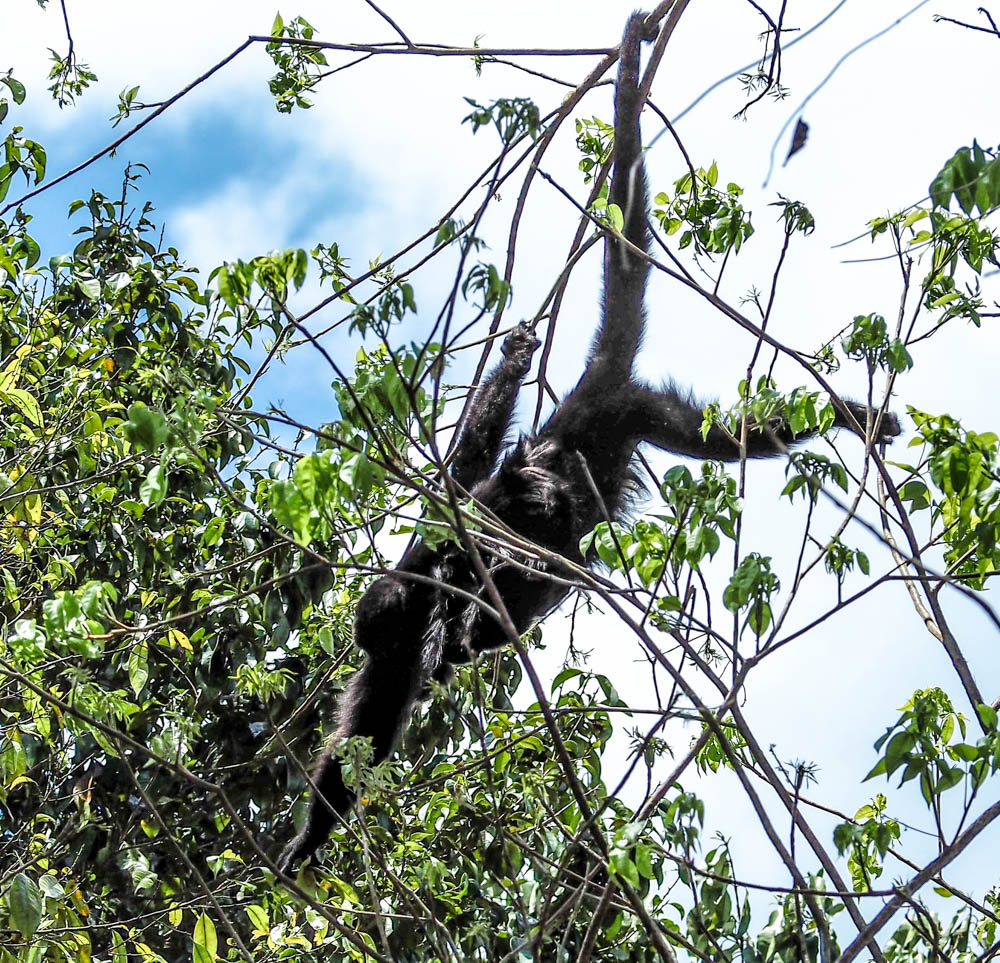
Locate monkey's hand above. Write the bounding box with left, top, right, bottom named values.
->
left=841, top=402, right=902, bottom=444
left=501, top=322, right=541, bottom=371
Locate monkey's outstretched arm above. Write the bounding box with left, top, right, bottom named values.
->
left=449, top=322, right=540, bottom=490
left=627, top=384, right=900, bottom=459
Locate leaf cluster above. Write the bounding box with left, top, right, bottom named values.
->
left=653, top=164, right=754, bottom=256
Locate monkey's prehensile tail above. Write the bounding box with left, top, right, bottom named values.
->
left=584, top=10, right=654, bottom=389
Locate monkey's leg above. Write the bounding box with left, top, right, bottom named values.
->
left=277, top=653, right=421, bottom=872
left=449, top=322, right=540, bottom=491
left=625, top=384, right=899, bottom=461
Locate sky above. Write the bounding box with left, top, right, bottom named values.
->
left=5, top=0, right=1000, bottom=931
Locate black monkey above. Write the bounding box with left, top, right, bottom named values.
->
left=277, top=11, right=899, bottom=872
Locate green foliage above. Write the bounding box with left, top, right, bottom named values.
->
left=0, top=167, right=341, bottom=960
left=0, top=71, right=26, bottom=127
left=460, top=261, right=511, bottom=312
left=46, top=48, right=98, bottom=108
left=782, top=451, right=848, bottom=504
left=884, top=907, right=1000, bottom=963
left=109, top=84, right=142, bottom=127
left=123, top=402, right=169, bottom=451
left=348, top=278, right=417, bottom=336
left=575, top=114, right=614, bottom=183
left=581, top=462, right=739, bottom=584
left=770, top=195, right=815, bottom=236
left=233, top=662, right=294, bottom=702
left=723, top=552, right=780, bottom=636
left=694, top=723, right=750, bottom=774
left=590, top=194, right=625, bottom=233
left=870, top=193, right=998, bottom=329
left=906, top=408, right=1000, bottom=586
left=331, top=340, right=439, bottom=449
left=9, top=873, right=42, bottom=938
left=269, top=444, right=387, bottom=546
left=833, top=794, right=900, bottom=892
left=823, top=537, right=870, bottom=585
left=463, top=96, right=541, bottom=144
left=754, top=877, right=844, bottom=963
left=684, top=843, right=753, bottom=959
left=864, top=688, right=1000, bottom=806
left=928, top=140, right=1000, bottom=216
left=0, top=123, right=46, bottom=205
left=653, top=164, right=754, bottom=255
left=266, top=13, right=328, bottom=112
left=841, top=313, right=913, bottom=372
left=311, top=240, right=357, bottom=302
left=702, top=378, right=838, bottom=454
left=210, top=247, right=309, bottom=311
left=192, top=911, right=218, bottom=963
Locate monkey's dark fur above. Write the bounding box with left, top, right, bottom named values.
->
left=277, top=12, right=899, bottom=873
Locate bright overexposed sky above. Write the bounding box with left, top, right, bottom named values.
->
left=5, top=0, right=1000, bottom=926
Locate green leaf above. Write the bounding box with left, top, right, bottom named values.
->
left=202, top=516, right=225, bottom=547
left=140, top=464, right=168, bottom=507
left=883, top=730, right=916, bottom=773
left=245, top=904, right=268, bottom=932
left=28, top=141, right=46, bottom=182
left=129, top=642, right=149, bottom=696
left=270, top=480, right=312, bottom=544
left=10, top=873, right=43, bottom=938
left=124, top=403, right=169, bottom=451
left=77, top=276, right=101, bottom=299
left=38, top=875, right=63, bottom=898
left=607, top=203, right=624, bottom=233
left=192, top=913, right=218, bottom=963
left=5, top=76, right=26, bottom=104
left=864, top=757, right=888, bottom=781
left=886, top=339, right=913, bottom=373
left=977, top=704, right=997, bottom=731
left=930, top=160, right=955, bottom=208
left=635, top=843, right=654, bottom=879
left=610, top=852, right=639, bottom=889
left=340, top=451, right=374, bottom=498
left=551, top=667, right=583, bottom=691
left=111, top=931, right=128, bottom=963
left=0, top=388, right=43, bottom=428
